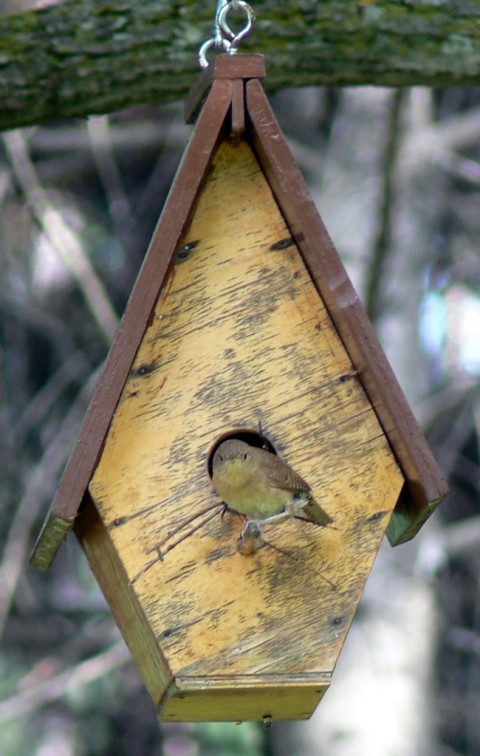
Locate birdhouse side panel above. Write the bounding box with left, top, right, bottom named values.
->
left=74, top=494, right=172, bottom=705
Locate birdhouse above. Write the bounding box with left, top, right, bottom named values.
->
left=31, top=55, right=447, bottom=723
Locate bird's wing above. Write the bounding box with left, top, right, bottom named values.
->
left=258, top=452, right=310, bottom=493
left=259, top=451, right=334, bottom=526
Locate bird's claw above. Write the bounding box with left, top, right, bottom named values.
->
left=237, top=520, right=264, bottom=555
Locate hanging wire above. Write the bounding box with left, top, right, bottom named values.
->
left=199, top=0, right=255, bottom=69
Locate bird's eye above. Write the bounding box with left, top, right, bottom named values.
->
left=243, top=452, right=249, bottom=460
left=218, top=454, right=224, bottom=462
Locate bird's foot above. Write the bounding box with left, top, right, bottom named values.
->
left=236, top=519, right=294, bottom=559
left=237, top=520, right=264, bottom=555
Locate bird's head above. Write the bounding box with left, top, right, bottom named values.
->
left=212, top=439, right=255, bottom=486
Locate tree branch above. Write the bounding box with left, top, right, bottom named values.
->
left=1, top=0, right=480, bottom=130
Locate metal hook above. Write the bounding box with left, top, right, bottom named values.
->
left=198, top=36, right=231, bottom=70
left=218, top=1, right=255, bottom=48
left=214, top=0, right=230, bottom=46
left=199, top=0, right=255, bottom=69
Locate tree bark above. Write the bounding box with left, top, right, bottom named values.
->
left=1, top=0, right=480, bottom=130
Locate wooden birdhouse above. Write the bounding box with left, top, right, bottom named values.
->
left=31, top=55, right=447, bottom=723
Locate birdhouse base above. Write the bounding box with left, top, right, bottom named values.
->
left=160, top=677, right=328, bottom=723
left=75, top=495, right=330, bottom=722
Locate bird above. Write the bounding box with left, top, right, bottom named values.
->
left=211, top=439, right=333, bottom=539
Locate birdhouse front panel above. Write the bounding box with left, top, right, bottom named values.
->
left=83, top=137, right=404, bottom=722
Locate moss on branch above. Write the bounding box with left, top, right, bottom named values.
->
left=0, top=0, right=479, bottom=129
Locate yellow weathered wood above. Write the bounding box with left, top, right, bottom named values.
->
left=162, top=676, right=330, bottom=722
left=75, top=495, right=172, bottom=704
left=85, top=138, right=404, bottom=721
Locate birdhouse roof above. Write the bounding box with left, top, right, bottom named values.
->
left=30, top=54, right=447, bottom=570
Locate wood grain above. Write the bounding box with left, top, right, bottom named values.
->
left=88, top=138, right=404, bottom=720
